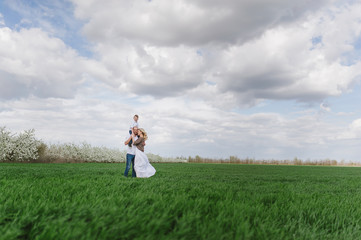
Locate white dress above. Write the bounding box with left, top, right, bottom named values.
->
left=134, top=148, right=156, bottom=178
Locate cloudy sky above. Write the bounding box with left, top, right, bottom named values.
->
left=1, top=0, right=361, bottom=161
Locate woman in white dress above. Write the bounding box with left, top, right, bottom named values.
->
left=132, top=128, right=156, bottom=178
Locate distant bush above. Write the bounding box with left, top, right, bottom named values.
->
left=39, top=142, right=126, bottom=163
left=0, top=127, right=40, bottom=162
left=147, top=154, right=187, bottom=163
left=0, top=127, right=183, bottom=163
left=187, top=155, right=342, bottom=166
left=0, top=127, right=12, bottom=161
left=0, top=126, right=350, bottom=165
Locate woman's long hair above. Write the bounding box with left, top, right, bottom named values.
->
left=138, top=128, right=148, bottom=141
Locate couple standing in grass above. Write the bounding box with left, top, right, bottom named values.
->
left=124, top=115, right=156, bottom=178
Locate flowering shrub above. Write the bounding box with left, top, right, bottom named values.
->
left=0, top=127, right=13, bottom=161
left=146, top=153, right=187, bottom=163
left=43, top=143, right=183, bottom=163
left=44, top=142, right=126, bottom=163
left=0, top=126, right=183, bottom=163
left=0, top=127, right=40, bottom=162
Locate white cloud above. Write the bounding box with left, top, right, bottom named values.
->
left=350, top=118, right=361, bottom=132
left=72, top=0, right=332, bottom=46
left=65, top=0, right=361, bottom=108
left=0, top=78, right=350, bottom=156
left=320, top=102, right=331, bottom=113
left=340, top=118, right=361, bottom=140
left=199, top=4, right=361, bottom=106
left=91, top=42, right=206, bottom=97
left=1, top=79, right=360, bottom=160
left=6, top=0, right=77, bottom=37
left=0, top=26, right=99, bottom=99
left=0, top=13, right=5, bottom=26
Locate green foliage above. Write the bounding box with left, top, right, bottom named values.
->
left=1, top=163, right=361, bottom=239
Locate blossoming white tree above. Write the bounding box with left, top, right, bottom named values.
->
left=0, top=126, right=182, bottom=163
left=0, top=127, right=13, bottom=161
left=0, top=127, right=39, bottom=161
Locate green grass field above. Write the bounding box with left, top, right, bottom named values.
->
left=1, top=163, right=361, bottom=239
